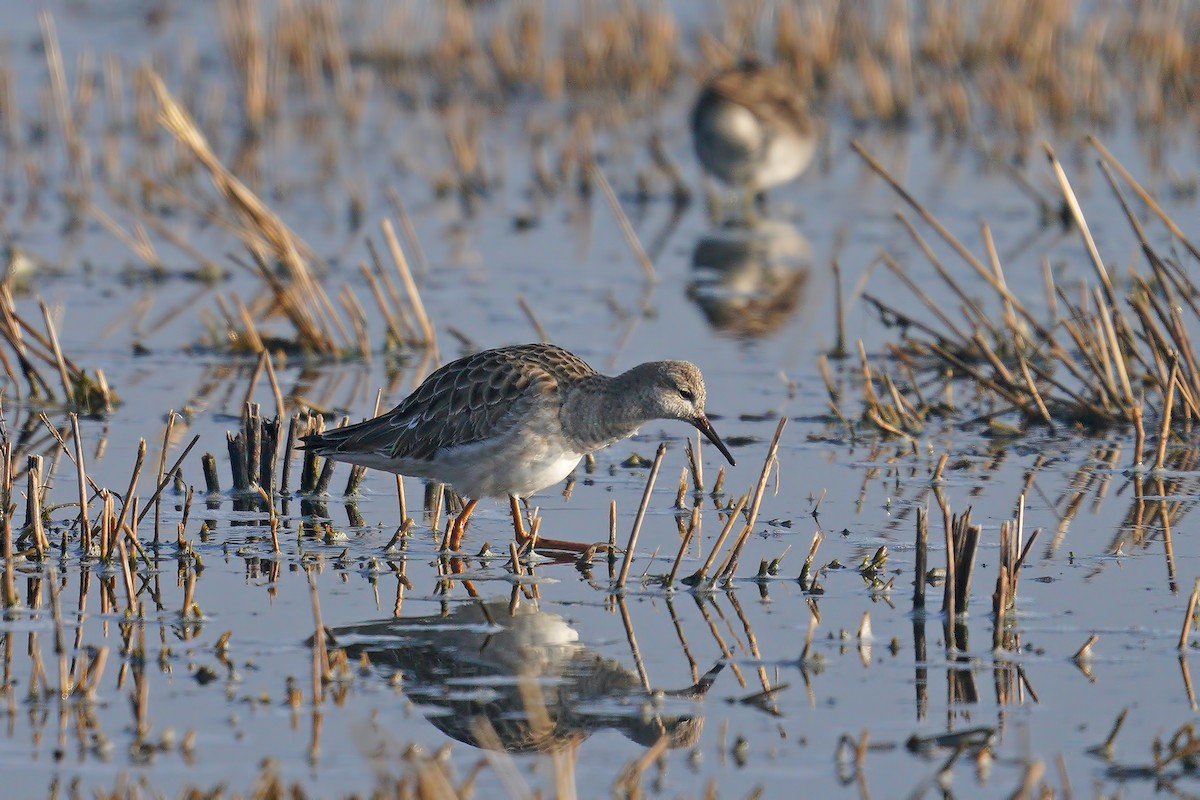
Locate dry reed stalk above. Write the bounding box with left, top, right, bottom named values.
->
left=590, top=164, right=656, bottom=283
left=991, top=496, right=1040, bottom=650
left=280, top=415, right=301, bottom=496
left=39, top=11, right=85, bottom=190
left=103, top=184, right=218, bottom=269
left=153, top=413, right=178, bottom=544
left=217, top=0, right=266, bottom=129
left=516, top=295, right=549, bottom=343
left=380, top=219, right=437, bottom=359
left=231, top=292, right=268, bottom=355
left=666, top=505, right=701, bottom=588
left=135, top=434, right=200, bottom=525
left=507, top=541, right=523, bottom=577
left=1, top=446, right=15, bottom=607
left=847, top=141, right=1182, bottom=426
left=68, top=413, right=91, bottom=552
left=878, top=251, right=970, bottom=343
left=358, top=264, right=408, bottom=349
left=86, top=202, right=160, bottom=268
left=364, top=239, right=417, bottom=344
left=95, top=489, right=113, bottom=562
left=711, top=466, right=725, bottom=497
left=1088, top=136, right=1200, bottom=264
left=796, top=530, right=823, bottom=590
left=40, top=301, right=75, bottom=407
left=116, top=532, right=136, bottom=613
left=685, top=430, right=704, bottom=492
left=944, top=506, right=981, bottom=621
left=817, top=354, right=849, bottom=427
left=673, top=468, right=687, bottom=509
left=853, top=142, right=1037, bottom=325
left=913, top=506, right=928, bottom=611
left=23, top=454, right=48, bottom=557
left=682, top=494, right=747, bottom=587
left=1155, top=365, right=1179, bottom=472
left=648, top=132, right=690, bottom=205
left=240, top=356, right=268, bottom=420
left=1180, top=578, right=1200, bottom=651
left=152, top=74, right=346, bottom=355
left=385, top=188, right=429, bottom=278
left=1018, top=356, right=1054, bottom=429
left=717, top=417, right=788, bottom=581
left=338, top=286, right=372, bottom=358
left=616, top=443, right=666, bottom=590
left=1073, top=633, right=1099, bottom=662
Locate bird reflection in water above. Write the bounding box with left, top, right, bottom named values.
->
left=688, top=220, right=812, bottom=338
left=329, top=598, right=723, bottom=753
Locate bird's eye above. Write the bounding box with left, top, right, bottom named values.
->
left=678, top=387, right=695, bottom=402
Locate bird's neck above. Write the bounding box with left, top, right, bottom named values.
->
left=560, top=369, right=655, bottom=453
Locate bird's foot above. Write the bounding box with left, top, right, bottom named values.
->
left=516, top=535, right=617, bottom=555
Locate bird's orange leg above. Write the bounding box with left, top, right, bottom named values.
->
left=512, top=494, right=614, bottom=554
left=509, top=495, right=529, bottom=543
left=448, top=497, right=480, bottom=551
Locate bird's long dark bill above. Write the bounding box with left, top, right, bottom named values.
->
left=694, top=414, right=736, bottom=466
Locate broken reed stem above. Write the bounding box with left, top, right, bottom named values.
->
left=1044, top=143, right=1117, bottom=308
left=516, top=295, right=549, bottom=343
left=113, top=438, right=146, bottom=553
left=796, top=531, right=823, bottom=588
left=590, top=164, right=656, bottom=283
left=1089, top=135, right=1200, bottom=263
left=1155, top=363, right=1178, bottom=471
left=40, top=300, right=74, bottom=406
left=609, top=499, right=617, bottom=552
left=282, top=415, right=301, bottom=495
left=262, top=349, right=286, bottom=421
left=381, top=218, right=437, bottom=362
left=1073, top=633, right=1099, bottom=662
left=154, top=412, right=178, bottom=544
left=25, top=454, right=48, bottom=557
left=1180, top=577, right=1200, bottom=651
left=913, top=506, right=927, bottom=611
left=616, top=442, right=667, bottom=590
left=666, top=505, right=701, bottom=588
left=685, top=494, right=748, bottom=586
left=1, top=471, right=15, bottom=607
left=831, top=257, right=846, bottom=358
left=691, top=430, right=704, bottom=491
left=673, top=468, right=687, bottom=509
left=508, top=540, right=523, bottom=576
left=950, top=509, right=980, bottom=617
left=716, top=417, right=788, bottom=581
left=201, top=453, right=220, bottom=492
left=136, top=434, right=201, bottom=526
left=242, top=357, right=267, bottom=420
left=941, top=502, right=956, bottom=621
left=117, top=531, right=135, bottom=613
left=69, top=413, right=90, bottom=551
